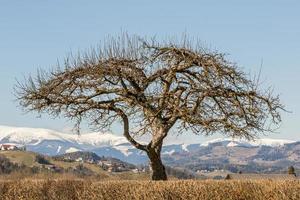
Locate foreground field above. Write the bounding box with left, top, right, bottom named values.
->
left=0, top=180, right=299, bottom=200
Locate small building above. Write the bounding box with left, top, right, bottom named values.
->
left=98, top=160, right=113, bottom=167
left=0, top=143, right=25, bottom=151
left=75, top=157, right=83, bottom=162
left=225, top=173, right=297, bottom=180
left=131, top=168, right=140, bottom=173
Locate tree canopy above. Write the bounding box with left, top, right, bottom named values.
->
left=16, top=35, right=284, bottom=180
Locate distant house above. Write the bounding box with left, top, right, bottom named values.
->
left=98, top=160, right=113, bottom=167
left=75, top=157, right=83, bottom=162
left=0, top=143, right=25, bottom=151
left=225, top=173, right=297, bottom=180
left=131, top=168, right=140, bottom=173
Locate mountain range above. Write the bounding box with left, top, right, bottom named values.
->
left=0, top=125, right=299, bottom=172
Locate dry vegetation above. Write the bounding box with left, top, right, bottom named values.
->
left=0, top=171, right=152, bottom=182
left=0, top=179, right=299, bottom=200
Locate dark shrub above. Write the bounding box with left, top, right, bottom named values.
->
left=35, top=155, right=51, bottom=165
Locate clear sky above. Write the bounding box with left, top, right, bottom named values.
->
left=0, top=0, right=299, bottom=143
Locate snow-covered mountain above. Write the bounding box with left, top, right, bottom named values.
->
left=0, top=125, right=298, bottom=166
left=0, top=125, right=127, bottom=146
left=0, top=125, right=145, bottom=163
left=200, top=138, right=296, bottom=148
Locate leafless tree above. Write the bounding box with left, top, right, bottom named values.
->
left=15, top=35, right=283, bottom=180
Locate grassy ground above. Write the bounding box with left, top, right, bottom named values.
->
left=0, top=167, right=150, bottom=181
left=0, top=179, right=299, bottom=200
left=0, top=151, right=38, bottom=166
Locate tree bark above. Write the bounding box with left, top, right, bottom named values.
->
left=147, top=147, right=167, bottom=181
left=118, top=109, right=167, bottom=180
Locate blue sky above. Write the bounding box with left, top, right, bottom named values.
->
left=0, top=1, right=299, bottom=142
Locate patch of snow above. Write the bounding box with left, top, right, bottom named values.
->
left=56, top=146, right=61, bottom=153
left=226, top=141, right=253, bottom=147
left=162, top=150, right=175, bottom=155
left=227, top=141, right=239, bottom=147
left=113, top=145, right=133, bottom=157
left=65, top=147, right=81, bottom=153
left=73, top=132, right=128, bottom=147
left=249, top=138, right=296, bottom=147
left=200, top=138, right=227, bottom=147
left=181, top=144, right=189, bottom=152
left=201, top=137, right=296, bottom=147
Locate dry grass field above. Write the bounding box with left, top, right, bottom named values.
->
left=0, top=179, right=299, bottom=200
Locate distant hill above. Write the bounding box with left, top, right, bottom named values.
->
left=0, top=125, right=299, bottom=174
left=53, top=151, right=136, bottom=170
left=162, top=141, right=300, bottom=174
left=0, top=125, right=146, bottom=164
left=0, top=150, right=202, bottom=180
left=0, top=150, right=149, bottom=180
left=53, top=151, right=102, bottom=163
left=0, top=150, right=108, bottom=177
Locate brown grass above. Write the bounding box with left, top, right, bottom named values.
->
left=0, top=179, right=299, bottom=200
left=0, top=151, right=37, bottom=166
left=0, top=170, right=152, bottom=181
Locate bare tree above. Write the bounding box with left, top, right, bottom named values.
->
left=15, top=35, right=283, bottom=180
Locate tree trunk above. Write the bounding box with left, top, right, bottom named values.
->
left=147, top=148, right=167, bottom=181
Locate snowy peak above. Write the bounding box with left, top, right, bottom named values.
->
left=0, top=125, right=148, bottom=163
left=248, top=138, right=296, bottom=147
left=200, top=138, right=296, bottom=148
left=73, top=132, right=128, bottom=147
left=0, top=125, right=71, bottom=145
left=0, top=125, right=127, bottom=147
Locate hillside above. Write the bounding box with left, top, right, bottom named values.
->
left=53, top=151, right=137, bottom=172
left=0, top=150, right=201, bottom=180
left=0, top=150, right=149, bottom=180
left=162, top=141, right=300, bottom=174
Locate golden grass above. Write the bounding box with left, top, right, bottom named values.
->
left=0, top=169, right=152, bottom=181
left=0, top=179, right=299, bottom=200
left=0, top=151, right=37, bottom=166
